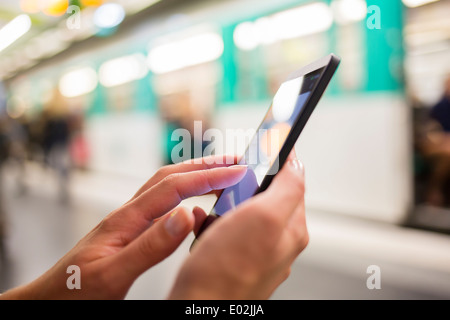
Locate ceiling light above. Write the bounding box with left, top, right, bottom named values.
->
left=42, top=0, right=69, bottom=17
left=331, top=0, right=367, bottom=25
left=272, top=3, right=333, bottom=40
left=147, top=32, right=224, bottom=74
left=0, top=15, right=32, bottom=53
left=233, top=2, right=333, bottom=51
left=93, top=3, right=126, bottom=29
left=59, top=67, right=98, bottom=98
left=20, top=0, right=41, bottom=14
left=402, top=0, right=439, bottom=8
left=99, top=53, right=148, bottom=87
left=81, top=0, right=104, bottom=6
left=233, top=22, right=259, bottom=51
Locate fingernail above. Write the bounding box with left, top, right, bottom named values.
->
left=165, top=209, right=186, bottom=237
left=288, top=159, right=304, bottom=176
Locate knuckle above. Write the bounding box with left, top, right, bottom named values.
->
left=96, top=213, right=115, bottom=232
left=291, top=176, right=305, bottom=196
left=304, top=229, right=310, bottom=245
left=137, top=235, right=157, bottom=258
left=295, top=228, right=309, bottom=253
left=161, top=173, right=185, bottom=200
left=282, top=267, right=292, bottom=281
left=161, top=172, right=180, bottom=187
left=155, top=165, right=174, bottom=180
left=200, top=170, right=215, bottom=190
left=286, top=217, right=309, bottom=255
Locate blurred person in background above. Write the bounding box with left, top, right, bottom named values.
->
left=41, top=88, right=72, bottom=204
left=417, top=75, right=450, bottom=207
left=4, top=116, right=29, bottom=197
left=159, top=92, right=212, bottom=165
left=159, top=93, right=188, bottom=165
left=0, top=108, right=30, bottom=264
left=68, top=111, right=90, bottom=170
left=430, top=76, right=450, bottom=133
left=0, top=115, right=9, bottom=263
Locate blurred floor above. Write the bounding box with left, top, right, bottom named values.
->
left=1, top=162, right=450, bottom=299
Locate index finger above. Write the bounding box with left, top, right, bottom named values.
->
left=130, top=165, right=248, bottom=222
left=130, top=154, right=239, bottom=202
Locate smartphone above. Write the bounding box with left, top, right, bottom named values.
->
left=192, top=54, right=340, bottom=247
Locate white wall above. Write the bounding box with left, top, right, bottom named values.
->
left=85, top=112, right=163, bottom=179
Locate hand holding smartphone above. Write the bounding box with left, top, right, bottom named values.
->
left=192, top=54, right=340, bottom=247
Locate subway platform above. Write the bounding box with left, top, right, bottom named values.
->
left=1, top=161, right=450, bottom=300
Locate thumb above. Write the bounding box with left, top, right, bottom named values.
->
left=113, top=207, right=194, bottom=279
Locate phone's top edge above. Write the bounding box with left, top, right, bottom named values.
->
left=285, top=53, right=341, bottom=81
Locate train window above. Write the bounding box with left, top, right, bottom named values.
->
left=105, top=82, right=136, bottom=112
left=152, top=62, right=220, bottom=164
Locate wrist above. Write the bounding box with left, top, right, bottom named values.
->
left=0, top=280, right=42, bottom=300
left=167, top=271, right=255, bottom=300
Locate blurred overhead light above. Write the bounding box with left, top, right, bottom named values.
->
left=42, top=0, right=69, bottom=17
left=99, top=53, right=148, bottom=87
left=272, top=3, right=333, bottom=40
left=233, top=22, right=260, bottom=51
left=402, top=0, right=439, bottom=8
left=234, top=17, right=280, bottom=50
left=94, top=3, right=126, bottom=29
left=59, top=67, right=98, bottom=98
left=20, top=0, right=41, bottom=14
left=81, top=0, right=104, bottom=6
left=147, top=32, right=224, bottom=74
left=331, top=0, right=367, bottom=25
left=21, top=0, right=102, bottom=15
left=234, top=2, right=333, bottom=51
left=254, top=17, right=278, bottom=46
left=0, top=15, right=32, bottom=53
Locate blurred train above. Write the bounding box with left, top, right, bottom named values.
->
left=2, top=0, right=450, bottom=227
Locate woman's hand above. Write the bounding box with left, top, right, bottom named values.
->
left=1, top=155, right=247, bottom=300
left=168, top=154, right=308, bottom=300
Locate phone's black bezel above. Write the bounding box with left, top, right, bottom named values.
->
left=192, top=54, right=340, bottom=246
